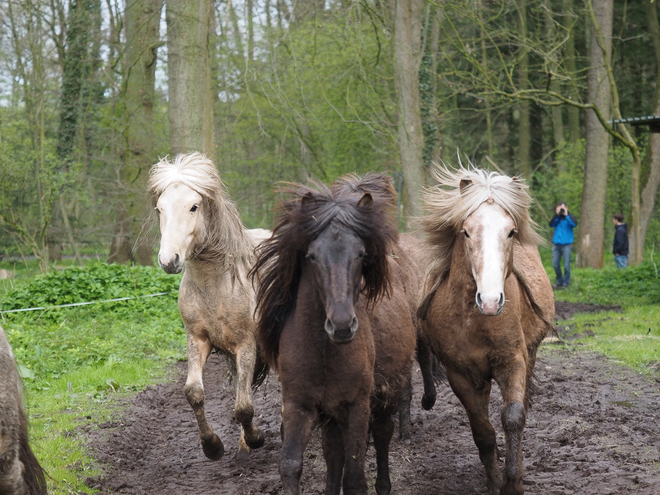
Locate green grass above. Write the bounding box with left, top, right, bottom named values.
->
left=553, top=305, right=660, bottom=375
left=1, top=263, right=185, bottom=494
left=539, top=247, right=660, bottom=375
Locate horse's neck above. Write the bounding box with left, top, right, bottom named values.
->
left=184, top=256, right=246, bottom=294
left=194, top=216, right=254, bottom=279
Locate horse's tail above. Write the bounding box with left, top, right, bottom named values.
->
left=18, top=408, right=47, bottom=495
left=251, top=347, right=269, bottom=390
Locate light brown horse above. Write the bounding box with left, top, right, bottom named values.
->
left=149, top=152, right=269, bottom=460
left=251, top=173, right=418, bottom=495
left=417, top=166, right=554, bottom=495
left=0, top=325, right=47, bottom=495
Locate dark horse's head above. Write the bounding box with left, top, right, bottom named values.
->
left=251, top=173, right=398, bottom=366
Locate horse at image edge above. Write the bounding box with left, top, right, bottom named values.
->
left=0, top=324, right=47, bottom=495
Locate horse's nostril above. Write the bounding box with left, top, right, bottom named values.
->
left=174, top=253, right=180, bottom=266
left=498, top=293, right=505, bottom=305
left=476, top=293, right=483, bottom=305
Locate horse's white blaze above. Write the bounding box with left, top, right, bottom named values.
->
left=466, top=202, right=514, bottom=315
left=156, top=183, right=203, bottom=269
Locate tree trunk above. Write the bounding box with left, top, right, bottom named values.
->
left=167, top=0, right=214, bottom=156
left=563, top=0, right=581, bottom=143
left=545, top=0, right=564, bottom=151
left=394, top=0, right=425, bottom=222
left=638, top=0, right=660, bottom=256
left=478, top=1, right=494, bottom=160
left=109, top=0, right=163, bottom=265
left=517, top=0, right=531, bottom=179
left=576, top=0, right=613, bottom=268
left=629, top=150, right=643, bottom=263
left=55, top=0, right=100, bottom=266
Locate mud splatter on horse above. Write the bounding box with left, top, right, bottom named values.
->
left=149, top=152, right=269, bottom=460
left=0, top=325, right=47, bottom=495
left=251, top=173, right=418, bottom=495
left=418, top=166, right=554, bottom=495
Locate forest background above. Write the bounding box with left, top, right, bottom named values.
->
left=1, top=0, right=660, bottom=271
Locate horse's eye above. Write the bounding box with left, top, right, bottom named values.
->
left=508, top=229, right=516, bottom=238
left=307, top=253, right=317, bottom=262
left=190, top=204, right=199, bottom=213
left=462, top=229, right=470, bottom=239
left=358, top=251, right=366, bottom=260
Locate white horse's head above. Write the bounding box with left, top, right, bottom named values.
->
left=149, top=153, right=223, bottom=274
left=461, top=200, right=516, bottom=315
left=155, top=182, right=205, bottom=273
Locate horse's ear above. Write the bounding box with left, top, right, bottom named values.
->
left=459, top=179, right=472, bottom=194
left=301, top=192, right=317, bottom=211
left=511, top=176, right=523, bottom=188
left=357, top=193, right=373, bottom=209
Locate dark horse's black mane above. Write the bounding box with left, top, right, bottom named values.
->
left=250, top=173, right=399, bottom=368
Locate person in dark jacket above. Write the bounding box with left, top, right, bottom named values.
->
left=549, top=202, right=578, bottom=288
left=612, top=213, right=629, bottom=269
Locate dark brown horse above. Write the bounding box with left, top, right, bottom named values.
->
left=0, top=325, right=47, bottom=495
left=251, top=173, right=418, bottom=495
left=418, top=166, right=554, bottom=495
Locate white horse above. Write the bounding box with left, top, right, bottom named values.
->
left=149, top=152, right=269, bottom=460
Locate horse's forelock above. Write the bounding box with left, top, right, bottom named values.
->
left=148, top=152, right=223, bottom=202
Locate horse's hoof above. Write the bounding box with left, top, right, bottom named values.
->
left=422, top=393, right=436, bottom=410
left=245, top=428, right=265, bottom=450
left=235, top=447, right=250, bottom=461
left=399, top=429, right=412, bottom=441
left=500, top=480, right=524, bottom=495
left=375, top=479, right=391, bottom=495
left=201, top=434, right=225, bottom=461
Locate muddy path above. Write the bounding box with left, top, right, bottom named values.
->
left=86, top=302, right=660, bottom=494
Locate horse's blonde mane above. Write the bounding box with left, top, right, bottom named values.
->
left=419, top=163, right=543, bottom=295
left=148, top=153, right=253, bottom=275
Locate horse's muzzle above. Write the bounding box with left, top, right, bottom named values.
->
left=476, top=292, right=504, bottom=316
left=159, top=253, right=182, bottom=274
left=324, top=316, right=359, bottom=344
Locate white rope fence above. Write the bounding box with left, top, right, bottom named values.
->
left=0, top=291, right=178, bottom=315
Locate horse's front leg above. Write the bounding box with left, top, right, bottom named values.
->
left=496, top=355, right=528, bottom=495
left=340, top=400, right=370, bottom=495
left=447, top=369, right=502, bottom=495
left=234, top=343, right=265, bottom=459
left=184, top=333, right=224, bottom=460
left=371, top=405, right=396, bottom=495
left=280, top=403, right=316, bottom=495
left=322, top=419, right=344, bottom=495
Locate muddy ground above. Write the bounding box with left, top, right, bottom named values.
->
left=86, top=302, right=660, bottom=494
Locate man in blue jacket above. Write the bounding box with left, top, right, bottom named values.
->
left=612, top=213, right=629, bottom=268
left=549, top=202, right=578, bottom=288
